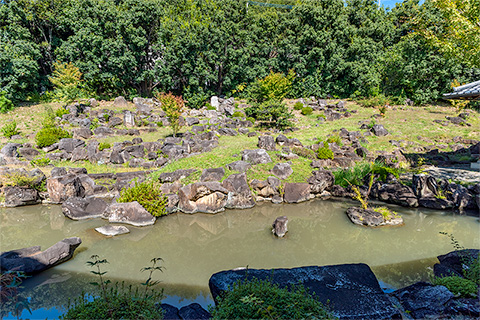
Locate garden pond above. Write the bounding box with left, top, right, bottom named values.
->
left=1, top=198, right=479, bottom=319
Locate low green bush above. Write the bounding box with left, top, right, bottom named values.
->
left=373, top=206, right=399, bottom=221
left=206, top=103, right=216, bottom=110
left=317, top=142, right=334, bottom=160
left=246, top=117, right=255, bottom=124
left=357, top=95, right=390, bottom=108
left=434, top=276, right=477, bottom=298
left=293, top=102, right=303, bottom=110
left=291, top=146, right=316, bottom=160
left=210, top=278, right=333, bottom=319
left=55, top=107, right=70, bottom=118
left=98, top=142, right=111, bottom=151
left=30, top=157, right=51, bottom=167
left=35, top=127, right=72, bottom=148
left=332, top=162, right=371, bottom=187
left=301, top=106, right=313, bottom=115
left=0, top=91, right=14, bottom=113
left=1, top=121, right=20, bottom=138
left=326, top=134, right=342, bottom=146
left=245, top=101, right=293, bottom=129
left=232, top=111, right=244, bottom=118
left=117, top=180, right=168, bottom=217
left=371, top=163, right=400, bottom=182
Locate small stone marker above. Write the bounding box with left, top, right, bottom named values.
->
left=272, top=216, right=288, bottom=237
left=95, top=225, right=130, bottom=236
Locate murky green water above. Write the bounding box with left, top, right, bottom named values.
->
left=1, top=199, right=479, bottom=317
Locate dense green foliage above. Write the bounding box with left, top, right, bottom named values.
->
left=317, top=142, right=334, bottom=160
left=0, top=92, right=14, bottom=113
left=1, top=0, right=479, bottom=105
left=245, top=101, right=292, bottom=129
left=117, top=180, right=168, bottom=217
left=1, top=120, right=19, bottom=138
left=35, top=127, right=71, bottom=147
left=301, top=106, right=313, bottom=115
left=210, top=278, right=333, bottom=319
left=332, top=162, right=372, bottom=187
left=434, top=276, right=477, bottom=298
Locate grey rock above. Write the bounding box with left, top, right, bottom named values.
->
left=242, top=149, right=272, bottom=165
left=178, top=182, right=229, bottom=214
left=58, top=138, right=85, bottom=153
left=50, top=167, right=67, bottom=178
left=71, top=147, right=88, bottom=162
left=124, top=111, right=136, bottom=127
left=412, top=174, right=438, bottom=198
left=125, top=144, right=145, bottom=158
left=200, top=167, right=225, bottom=182
left=160, top=304, right=180, bottom=320
left=272, top=216, right=288, bottom=237
left=258, top=135, right=276, bottom=151
left=434, top=249, right=479, bottom=279
left=47, top=174, right=85, bottom=203
left=307, top=170, right=334, bottom=194
left=222, top=173, right=255, bottom=209
left=1, top=143, right=20, bottom=157
left=346, top=207, right=404, bottom=227
left=102, top=201, right=155, bottom=226
left=17, top=147, right=40, bottom=160
left=371, top=124, right=389, bottom=136
left=95, top=225, right=130, bottom=236
left=88, top=98, right=98, bottom=107
left=93, top=126, right=114, bottom=136
left=283, top=183, right=311, bottom=203
left=4, top=186, right=39, bottom=207
left=227, top=160, right=251, bottom=172
left=0, top=237, right=82, bottom=275
left=271, top=163, right=293, bottom=180
left=371, top=182, right=418, bottom=207
left=62, top=197, right=108, bottom=220
left=113, top=96, right=128, bottom=108
left=209, top=264, right=401, bottom=320
left=418, top=197, right=454, bottom=209
left=159, top=169, right=197, bottom=183
left=73, top=128, right=93, bottom=139
left=108, top=117, right=123, bottom=127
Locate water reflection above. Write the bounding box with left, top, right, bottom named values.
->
left=1, top=199, right=479, bottom=317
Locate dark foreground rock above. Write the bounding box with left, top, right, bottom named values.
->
left=433, top=249, right=480, bottom=278
left=0, top=237, right=81, bottom=274
left=209, top=264, right=401, bottom=320
left=159, top=303, right=211, bottom=320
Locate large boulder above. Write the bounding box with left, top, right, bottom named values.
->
left=226, top=160, right=251, bottom=172
left=62, top=197, right=108, bottom=220
left=308, top=170, right=334, bottom=194
left=241, top=149, right=272, bottom=165
left=209, top=264, right=401, bottom=320
left=433, top=249, right=479, bottom=278
left=346, top=207, right=404, bottom=227
left=159, top=169, right=197, bottom=183
left=178, top=182, right=229, bottom=214
left=371, top=124, right=389, bottom=136
left=4, top=186, right=40, bottom=207
left=0, top=237, right=82, bottom=275
left=113, top=96, right=128, bottom=108
left=283, top=183, right=312, bottom=203
left=222, top=173, right=255, bottom=209
left=47, top=174, right=85, bottom=203
left=0, top=143, right=20, bottom=157
left=412, top=174, right=437, bottom=198
left=58, top=138, right=85, bottom=153
left=102, top=201, right=156, bottom=226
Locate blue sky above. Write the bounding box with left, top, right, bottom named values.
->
left=379, top=0, right=426, bottom=8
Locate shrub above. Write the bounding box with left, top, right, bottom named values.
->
left=30, top=157, right=51, bottom=167
left=371, top=163, right=399, bottom=182
left=156, top=92, right=185, bottom=137
left=301, top=106, right=313, bottom=115
left=326, top=134, right=342, bottom=146
left=434, top=276, right=477, bottom=298
left=232, top=111, right=244, bottom=118
left=246, top=117, right=255, bottom=124
left=373, top=206, right=399, bottom=221
left=3, top=172, right=38, bottom=189
left=0, top=91, right=14, bottom=113
left=357, top=95, right=390, bottom=108
left=317, top=142, right=334, bottom=160
left=90, top=118, right=100, bottom=130
left=206, top=103, right=216, bottom=110
left=55, top=107, right=69, bottom=118
left=293, top=102, right=303, bottom=110
left=248, top=70, right=295, bottom=103
left=117, top=180, right=168, bottom=217
left=35, top=127, right=72, bottom=148
left=61, top=255, right=164, bottom=320
left=1, top=121, right=20, bottom=138
left=41, top=105, right=57, bottom=128
left=210, top=278, right=333, bottom=319
left=332, top=162, right=371, bottom=187
left=291, top=146, right=316, bottom=160
left=98, top=142, right=111, bottom=151
left=50, top=61, right=84, bottom=104
left=245, top=101, right=293, bottom=129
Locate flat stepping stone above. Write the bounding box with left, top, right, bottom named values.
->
left=95, top=225, right=130, bottom=236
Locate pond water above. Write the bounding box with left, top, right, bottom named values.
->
left=1, top=199, right=479, bottom=319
